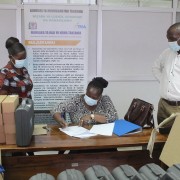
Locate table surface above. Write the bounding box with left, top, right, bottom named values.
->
left=1, top=126, right=168, bottom=180
left=0, top=125, right=168, bottom=152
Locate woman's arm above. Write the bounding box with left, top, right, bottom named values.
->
left=50, top=96, right=78, bottom=127
left=0, top=90, right=8, bottom=95
left=0, top=71, right=8, bottom=95
left=53, top=112, right=67, bottom=128
left=96, top=95, right=118, bottom=123
left=80, top=114, right=106, bottom=125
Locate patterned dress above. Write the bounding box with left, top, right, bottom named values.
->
left=51, top=94, right=118, bottom=124
left=0, top=62, right=33, bottom=99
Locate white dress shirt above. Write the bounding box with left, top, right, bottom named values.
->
left=152, top=48, right=180, bottom=101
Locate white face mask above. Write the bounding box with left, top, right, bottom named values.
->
left=84, top=94, right=98, bottom=106
left=168, top=41, right=180, bottom=52
left=11, top=56, right=26, bottom=68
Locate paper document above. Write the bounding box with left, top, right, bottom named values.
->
left=59, top=126, right=97, bottom=138
left=90, top=123, right=115, bottom=136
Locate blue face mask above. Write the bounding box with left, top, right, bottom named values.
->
left=168, top=41, right=180, bottom=52
left=84, top=94, right=98, bottom=106
left=14, top=59, right=26, bottom=68
left=11, top=56, right=26, bottom=68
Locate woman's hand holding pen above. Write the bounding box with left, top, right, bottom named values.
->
left=53, top=112, right=68, bottom=128
left=58, top=118, right=68, bottom=128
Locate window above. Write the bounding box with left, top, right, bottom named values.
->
left=23, top=0, right=67, bottom=3
left=103, top=0, right=173, bottom=8
left=178, top=0, right=180, bottom=8
left=103, top=0, right=138, bottom=7
left=139, top=0, right=172, bottom=8
left=23, top=0, right=96, bottom=4
left=0, top=0, right=16, bottom=4
left=70, top=0, right=96, bottom=4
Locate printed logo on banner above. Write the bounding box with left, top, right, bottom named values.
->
left=76, top=23, right=86, bottom=29
left=29, top=22, right=37, bottom=30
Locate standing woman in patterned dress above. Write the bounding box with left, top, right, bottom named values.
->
left=0, top=40, right=33, bottom=102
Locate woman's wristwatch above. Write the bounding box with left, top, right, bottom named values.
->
left=90, top=113, right=96, bottom=124
left=90, top=113, right=95, bottom=120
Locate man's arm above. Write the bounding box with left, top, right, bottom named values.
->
left=152, top=53, right=164, bottom=82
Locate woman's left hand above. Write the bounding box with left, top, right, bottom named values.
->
left=79, top=114, right=91, bottom=126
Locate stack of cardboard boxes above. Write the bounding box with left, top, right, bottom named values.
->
left=0, top=96, right=7, bottom=144
left=0, top=95, right=19, bottom=180
left=0, top=95, right=19, bottom=145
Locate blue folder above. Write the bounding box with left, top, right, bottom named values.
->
left=113, top=119, right=142, bottom=136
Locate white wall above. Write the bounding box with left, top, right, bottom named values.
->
left=0, top=9, right=17, bottom=68
left=0, top=2, right=177, bottom=125
left=100, top=9, right=172, bottom=125
left=104, top=81, right=159, bottom=126
left=102, top=11, right=171, bottom=81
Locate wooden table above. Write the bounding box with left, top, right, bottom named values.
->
left=0, top=126, right=168, bottom=180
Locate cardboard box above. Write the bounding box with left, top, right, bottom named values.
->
left=0, top=114, right=3, bottom=126
left=0, top=133, right=6, bottom=144
left=160, top=115, right=180, bottom=167
left=0, top=95, right=7, bottom=114
left=3, top=113, right=15, bottom=124
left=2, top=95, right=19, bottom=113
left=0, top=126, right=5, bottom=144
left=0, top=96, right=7, bottom=125
left=5, top=133, right=16, bottom=145
left=0, top=96, right=7, bottom=144
left=0, top=125, right=4, bottom=133
left=3, top=111, right=16, bottom=144
left=2, top=95, right=19, bottom=145
left=4, top=124, right=16, bottom=134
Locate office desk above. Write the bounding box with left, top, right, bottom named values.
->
left=0, top=126, right=167, bottom=180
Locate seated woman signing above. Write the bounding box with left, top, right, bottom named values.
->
left=51, top=77, right=118, bottom=127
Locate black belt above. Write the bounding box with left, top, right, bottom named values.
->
left=162, top=98, right=180, bottom=106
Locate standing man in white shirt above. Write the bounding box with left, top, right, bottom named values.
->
left=152, top=22, right=180, bottom=134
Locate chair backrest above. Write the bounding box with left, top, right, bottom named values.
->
left=29, top=173, right=55, bottom=180
left=57, top=169, right=85, bottom=180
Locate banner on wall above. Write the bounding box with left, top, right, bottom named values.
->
left=24, top=5, right=89, bottom=110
